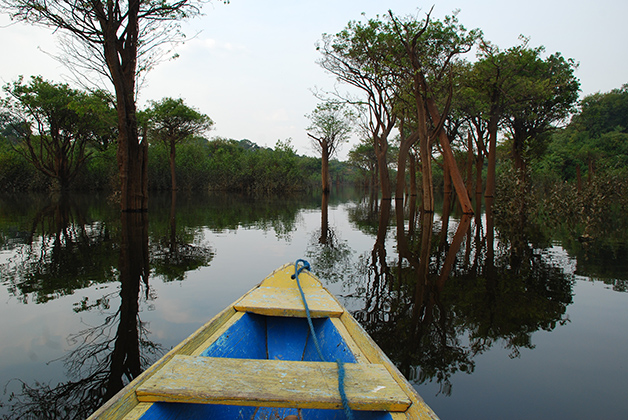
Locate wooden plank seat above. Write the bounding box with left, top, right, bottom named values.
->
left=234, top=286, right=344, bottom=318
left=136, top=355, right=411, bottom=412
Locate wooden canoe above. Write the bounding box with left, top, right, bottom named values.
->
left=87, top=263, right=440, bottom=420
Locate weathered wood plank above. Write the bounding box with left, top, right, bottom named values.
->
left=86, top=305, right=239, bottom=420
left=234, top=286, right=344, bottom=318
left=258, top=263, right=322, bottom=289
left=136, top=356, right=411, bottom=412
left=339, top=312, right=440, bottom=420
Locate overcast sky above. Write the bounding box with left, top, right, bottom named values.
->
left=1, top=0, right=626, bottom=159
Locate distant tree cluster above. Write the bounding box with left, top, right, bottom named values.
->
left=0, top=81, right=342, bottom=193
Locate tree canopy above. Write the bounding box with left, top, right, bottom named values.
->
left=2, top=75, right=116, bottom=190
left=306, top=101, right=354, bottom=193
left=145, top=97, right=213, bottom=191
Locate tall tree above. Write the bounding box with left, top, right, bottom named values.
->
left=2, top=76, right=115, bottom=190
left=317, top=18, right=400, bottom=199
left=469, top=38, right=536, bottom=197
left=388, top=9, right=478, bottom=213
left=1, top=0, right=205, bottom=211
left=145, top=97, right=213, bottom=191
left=503, top=51, right=580, bottom=176
left=306, top=101, right=353, bottom=193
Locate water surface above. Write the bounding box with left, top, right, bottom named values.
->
left=0, top=190, right=626, bottom=419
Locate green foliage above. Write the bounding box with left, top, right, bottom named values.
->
left=145, top=97, right=213, bottom=147
left=533, top=84, right=628, bottom=182
left=305, top=101, right=354, bottom=157
left=146, top=137, right=321, bottom=193
left=571, top=84, right=628, bottom=136
left=1, top=76, right=117, bottom=190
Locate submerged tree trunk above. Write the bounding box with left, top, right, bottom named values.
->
left=395, top=131, right=419, bottom=200
left=102, top=0, right=148, bottom=212
left=170, top=140, right=177, bottom=191
left=426, top=99, right=473, bottom=214
left=321, top=144, right=331, bottom=193
left=484, top=113, right=499, bottom=198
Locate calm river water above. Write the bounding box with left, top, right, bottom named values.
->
left=0, top=190, right=626, bottom=419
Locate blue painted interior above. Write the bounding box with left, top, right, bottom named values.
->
left=200, top=313, right=358, bottom=363
left=140, top=313, right=394, bottom=419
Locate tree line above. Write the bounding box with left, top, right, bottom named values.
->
left=0, top=78, right=341, bottom=193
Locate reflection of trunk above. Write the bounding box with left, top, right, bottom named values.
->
left=319, top=192, right=329, bottom=245
left=106, top=212, right=149, bottom=399
left=485, top=197, right=495, bottom=276
left=408, top=193, right=417, bottom=237
left=372, top=199, right=391, bottom=282
left=440, top=191, right=452, bottom=251
left=438, top=215, right=472, bottom=288
left=412, top=211, right=434, bottom=322
left=169, top=190, right=178, bottom=273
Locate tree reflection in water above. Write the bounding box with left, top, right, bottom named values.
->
left=2, top=198, right=163, bottom=420
left=351, top=193, right=573, bottom=396
left=306, top=192, right=354, bottom=285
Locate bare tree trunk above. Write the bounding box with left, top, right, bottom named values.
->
left=319, top=142, right=330, bottom=193
left=475, top=154, right=484, bottom=196
left=409, top=152, right=417, bottom=197
left=170, top=140, right=177, bottom=191
left=396, top=138, right=418, bottom=200
left=443, top=158, right=452, bottom=195
left=101, top=0, right=148, bottom=212
left=484, top=113, right=499, bottom=198
left=466, top=132, right=473, bottom=196
left=426, top=99, right=473, bottom=214
left=419, top=136, right=434, bottom=212
left=375, top=136, right=392, bottom=200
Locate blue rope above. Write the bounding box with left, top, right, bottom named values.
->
left=292, top=259, right=354, bottom=420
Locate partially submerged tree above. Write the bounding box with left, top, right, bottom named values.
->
left=306, top=101, right=354, bottom=193
left=0, top=0, right=206, bottom=210
left=2, top=76, right=116, bottom=190
left=145, top=97, right=213, bottom=191
left=317, top=18, right=400, bottom=199
left=468, top=38, right=579, bottom=194
left=388, top=9, right=479, bottom=213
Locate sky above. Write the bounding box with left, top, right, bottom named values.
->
left=1, top=0, right=627, bottom=159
